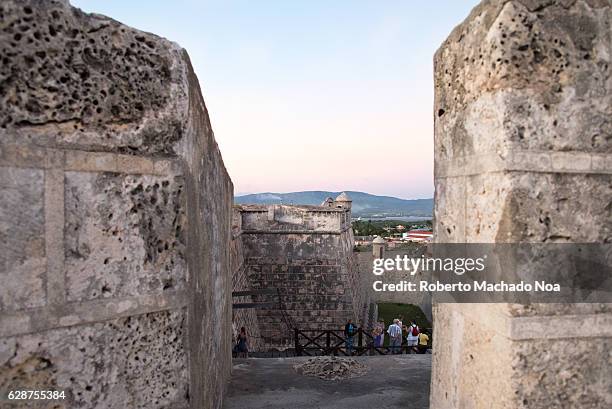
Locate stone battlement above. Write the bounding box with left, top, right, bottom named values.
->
left=235, top=204, right=351, bottom=234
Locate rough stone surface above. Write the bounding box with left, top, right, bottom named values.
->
left=432, top=1, right=612, bottom=408
left=0, top=167, right=46, bottom=311
left=434, top=0, right=611, bottom=161
left=64, top=171, right=186, bottom=302
left=0, top=1, right=233, bottom=408
left=0, top=310, right=189, bottom=409
left=230, top=208, right=263, bottom=352
left=0, top=0, right=186, bottom=154
left=232, top=205, right=367, bottom=350
left=357, top=246, right=432, bottom=322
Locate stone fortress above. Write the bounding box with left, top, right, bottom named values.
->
left=231, top=194, right=368, bottom=350
left=0, top=0, right=610, bottom=409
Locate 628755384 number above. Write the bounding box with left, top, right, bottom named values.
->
left=6, top=390, right=66, bottom=400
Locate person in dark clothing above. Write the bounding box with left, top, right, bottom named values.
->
left=236, top=327, right=249, bottom=358
left=344, top=319, right=357, bottom=355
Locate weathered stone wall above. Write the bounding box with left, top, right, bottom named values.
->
left=432, top=1, right=611, bottom=408
left=357, top=246, right=432, bottom=322
left=236, top=205, right=366, bottom=349
left=0, top=1, right=233, bottom=408
left=230, top=208, right=263, bottom=352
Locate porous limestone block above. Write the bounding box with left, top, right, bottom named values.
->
left=512, top=337, right=612, bottom=408
left=64, top=171, right=186, bottom=302
left=463, top=172, right=611, bottom=243
left=434, top=0, right=612, bottom=162
left=432, top=1, right=612, bottom=408
left=431, top=304, right=515, bottom=409
left=0, top=0, right=187, bottom=154
left=1, top=1, right=235, bottom=407
left=0, top=310, right=189, bottom=409
left=433, top=175, right=466, bottom=243
left=0, top=167, right=46, bottom=311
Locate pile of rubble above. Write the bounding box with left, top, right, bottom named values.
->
left=293, top=356, right=368, bottom=381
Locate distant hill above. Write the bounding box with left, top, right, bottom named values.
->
left=234, top=191, right=433, bottom=218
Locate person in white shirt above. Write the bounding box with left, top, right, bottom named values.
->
left=387, top=319, right=403, bottom=354
left=406, top=321, right=420, bottom=353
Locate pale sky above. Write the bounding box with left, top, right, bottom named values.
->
left=71, top=0, right=478, bottom=199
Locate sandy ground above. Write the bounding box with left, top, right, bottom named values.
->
left=223, top=354, right=431, bottom=409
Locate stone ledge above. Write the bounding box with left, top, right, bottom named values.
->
left=0, top=291, right=187, bottom=338
left=436, top=150, right=611, bottom=178
left=455, top=304, right=612, bottom=341
left=508, top=312, right=612, bottom=341
left=0, top=144, right=182, bottom=175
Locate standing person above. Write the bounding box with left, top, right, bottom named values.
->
left=387, top=319, right=402, bottom=354
left=236, top=327, right=249, bottom=358
left=344, top=319, right=357, bottom=355
left=372, top=326, right=382, bottom=350
left=376, top=321, right=385, bottom=347
left=417, top=330, right=430, bottom=354
left=406, top=321, right=420, bottom=354
left=406, top=321, right=421, bottom=353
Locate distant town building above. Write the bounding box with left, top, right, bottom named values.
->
left=354, top=235, right=375, bottom=246
left=402, top=229, right=433, bottom=242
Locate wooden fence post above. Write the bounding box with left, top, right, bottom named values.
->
left=294, top=328, right=301, bottom=356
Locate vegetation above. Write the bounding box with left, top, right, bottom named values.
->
left=352, top=219, right=432, bottom=237
left=371, top=303, right=431, bottom=347
left=376, top=303, right=431, bottom=330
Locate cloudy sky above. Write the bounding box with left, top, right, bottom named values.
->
left=72, top=0, right=478, bottom=199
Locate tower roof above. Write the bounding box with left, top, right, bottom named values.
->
left=372, top=236, right=385, bottom=244
left=320, top=197, right=334, bottom=206
left=335, top=192, right=352, bottom=202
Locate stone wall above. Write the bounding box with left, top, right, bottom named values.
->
left=431, top=1, right=611, bottom=408
left=235, top=205, right=366, bottom=349
left=230, top=208, right=263, bottom=352
left=357, top=246, right=432, bottom=322
left=0, top=1, right=233, bottom=408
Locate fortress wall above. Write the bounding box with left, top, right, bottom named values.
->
left=240, top=205, right=348, bottom=232
left=230, top=208, right=263, bottom=351
left=236, top=206, right=365, bottom=348
left=357, top=247, right=432, bottom=322
left=432, top=1, right=612, bottom=408
left=0, top=1, right=233, bottom=408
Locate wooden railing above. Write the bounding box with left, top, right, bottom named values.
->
left=294, top=328, right=428, bottom=356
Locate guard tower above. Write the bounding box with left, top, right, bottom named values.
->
left=372, top=236, right=385, bottom=259
left=333, top=192, right=352, bottom=210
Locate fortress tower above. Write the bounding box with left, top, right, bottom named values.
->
left=333, top=192, right=352, bottom=210
left=230, top=193, right=367, bottom=349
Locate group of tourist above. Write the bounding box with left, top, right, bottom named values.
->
left=370, top=316, right=430, bottom=354
left=234, top=317, right=431, bottom=358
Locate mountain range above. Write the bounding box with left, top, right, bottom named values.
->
left=234, top=191, right=433, bottom=218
